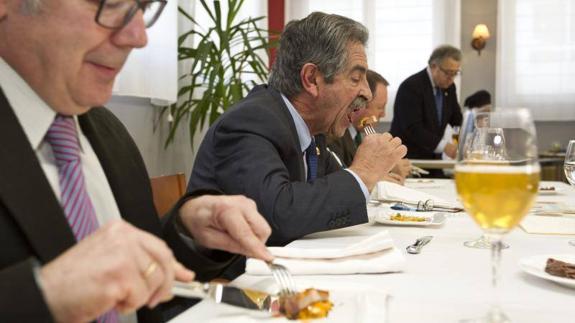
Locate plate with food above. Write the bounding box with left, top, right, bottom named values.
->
left=173, top=279, right=389, bottom=322
left=374, top=210, right=446, bottom=226
left=519, top=254, right=575, bottom=289
left=538, top=185, right=563, bottom=195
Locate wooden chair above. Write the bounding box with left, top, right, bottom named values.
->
left=150, top=173, right=187, bottom=218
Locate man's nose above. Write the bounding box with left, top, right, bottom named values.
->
left=360, top=77, right=373, bottom=102
left=112, top=10, right=148, bottom=49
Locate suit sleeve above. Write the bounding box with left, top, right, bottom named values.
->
left=210, top=121, right=368, bottom=246
left=394, top=82, right=443, bottom=155
left=0, top=259, right=54, bottom=323
left=448, top=89, right=463, bottom=127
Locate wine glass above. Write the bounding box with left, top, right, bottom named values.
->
left=452, top=126, right=461, bottom=146
left=455, top=109, right=540, bottom=322
left=565, top=140, right=575, bottom=246
left=565, top=140, right=575, bottom=185
left=458, top=115, right=509, bottom=249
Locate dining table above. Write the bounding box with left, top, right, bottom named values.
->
left=169, top=179, right=575, bottom=323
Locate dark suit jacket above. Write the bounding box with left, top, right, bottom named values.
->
left=326, top=129, right=356, bottom=167
left=0, top=90, right=230, bottom=322
left=188, top=85, right=368, bottom=246
left=390, top=68, right=462, bottom=159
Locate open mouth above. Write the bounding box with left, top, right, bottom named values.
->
left=347, top=107, right=362, bottom=123
left=347, top=97, right=368, bottom=123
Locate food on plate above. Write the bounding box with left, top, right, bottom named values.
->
left=544, top=258, right=575, bottom=279
left=280, top=288, right=333, bottom=320
left=360, top=116, right=378, bottom=128
left=389, top=213, right=427, bottom=222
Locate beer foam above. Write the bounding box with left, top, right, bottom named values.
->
left=455, top=163, right=540, bottom=174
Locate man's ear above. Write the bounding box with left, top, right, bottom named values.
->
left=300, top=63, right=321, bottom=98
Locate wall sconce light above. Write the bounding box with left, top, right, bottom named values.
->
left=471, top=24, right=490, bottom=55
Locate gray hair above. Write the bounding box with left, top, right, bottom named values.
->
left=427, top=44, right=462, bottom=66
left=268, top=12, right=369, bottom=98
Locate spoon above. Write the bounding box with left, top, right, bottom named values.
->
left=406, top=236, right=433, bottom=254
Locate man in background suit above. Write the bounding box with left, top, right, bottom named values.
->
left=188, top=12, right=407, bottom=250
left=0, top=0, right=272, bottom=322
left=390, top=45, right=463, bottom=175
left=327, top=69, right=411, bottom=184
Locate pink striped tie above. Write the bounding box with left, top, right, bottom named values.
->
left=45, top=115, right=119, bottom=323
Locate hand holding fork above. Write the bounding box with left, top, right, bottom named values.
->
left=349, top=118, right=407, bottom=190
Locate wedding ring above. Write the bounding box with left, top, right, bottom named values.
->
left=143, top=261, right=158, bottom=279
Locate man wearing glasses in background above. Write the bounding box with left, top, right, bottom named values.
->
left=390, top=45, right=463, bottom=177
left=0, top=0, right=273, bottom=322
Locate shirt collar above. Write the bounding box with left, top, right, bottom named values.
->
left=348, top=125, right=358, bottom=139
left=0, top=57, right=82, bottom=151
left=281, top=93, right=312, bottom=153
left=426, top=66, right=439, bottom=93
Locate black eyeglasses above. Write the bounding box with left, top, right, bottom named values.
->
left=95, top=0, right=167, bottom=30
left=438, top=65, right=461, bottom=78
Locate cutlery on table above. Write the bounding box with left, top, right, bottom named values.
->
left=267, top=261, right=297, bottom=296
left=172, top=281, right=280, bottom=314
left=406, top=236, right=433, bottom=254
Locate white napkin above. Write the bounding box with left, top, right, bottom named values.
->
left=375, top=181, right=455, bottom=207
left=520, top=215, right=575, bottom=235
left=245, top=230, right=406, bottom=275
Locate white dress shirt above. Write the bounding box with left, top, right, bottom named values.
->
left=0, top=58, right=136, bottom=323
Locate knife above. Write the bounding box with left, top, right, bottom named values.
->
left=172, top=281, right=281, bottom=315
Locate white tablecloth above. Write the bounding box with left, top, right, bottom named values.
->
left=169, top=180, right=575, bottom=323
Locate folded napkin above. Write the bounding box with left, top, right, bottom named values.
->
left=245, top=230, right=406, bottom=275
left=375, top=181, right=458, bottom=210
left=520, top=215, right=575, bottom=235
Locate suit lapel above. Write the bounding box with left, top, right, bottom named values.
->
left=265, top=87, right=306, bottom=181
left=79, top=109, right=161, bottom=236
left=0, top=91, right=76, bottom=263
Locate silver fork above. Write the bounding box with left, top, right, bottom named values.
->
left=364, top=124, right=377, bottom=135
left=267, top=261, right=297, bottom=296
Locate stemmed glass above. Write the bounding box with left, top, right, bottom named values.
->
left=455, top=109, right=540, bottom=322
left=565, top=140, right=575, bottom=246
left=458, top=114, right=509, bottom=249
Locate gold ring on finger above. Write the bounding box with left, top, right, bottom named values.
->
left=143, top=261, right=158, bottom=279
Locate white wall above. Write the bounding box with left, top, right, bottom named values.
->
left=106, top=96, right=198, bottom=180
left=459, top=0, right=575, bottom=152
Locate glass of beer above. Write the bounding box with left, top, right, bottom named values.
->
left=461, top=127, right=510, bottom=249
left=452, top=126, right=460, bottom=146
left=455, top=109, right=540, bottom=322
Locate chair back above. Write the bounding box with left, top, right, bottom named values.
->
left=150, top=173, right=186, bottom=218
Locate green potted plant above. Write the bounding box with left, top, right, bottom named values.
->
left=161, top=0, right=275, bottom=147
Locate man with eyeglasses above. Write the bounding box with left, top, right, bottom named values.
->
left=390, top=45, right=463, bottom=176
left=0, top=0, right=273, bottom=322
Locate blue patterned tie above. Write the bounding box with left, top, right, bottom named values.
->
left=305, top=138, right=318, bottom=182
left=435, top=87, right=444, bottom=123
left=45, top=115, right=119, bottom=323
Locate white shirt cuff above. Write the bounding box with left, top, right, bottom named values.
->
left=434, top=138, right=448, bottom=154
left=344, top=169, right=370, bottom=201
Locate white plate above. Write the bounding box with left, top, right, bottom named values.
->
left=538, top=185, right=563, bottom=195
left=519, top=254, right=575, bottom=289
left=375, top=211, right=446, bottom=226
left=170, top=278, right=389, bottom=323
